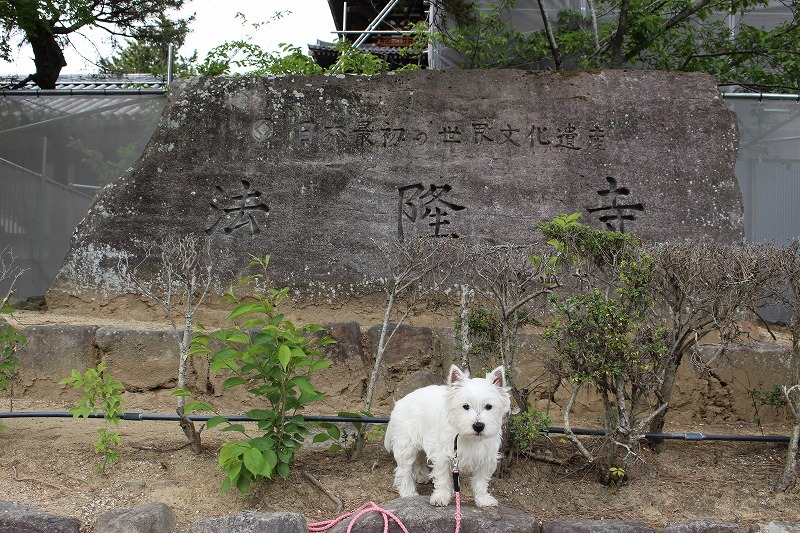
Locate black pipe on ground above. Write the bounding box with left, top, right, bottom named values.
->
left=0, top=411, right=790, bottom=443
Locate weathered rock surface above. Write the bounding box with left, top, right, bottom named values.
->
left=665, top=519, right=742, bottom=533
left=542, top=518, right=653, bottom=533
left=325, top=496, right=539, bottom=532
left=186, top=510, right=307, bottom=533
left=48, top=70, right=742, bottom=309
left=748, top=522, right=800, bottom=533
left=0, top=500, right=81, bottom=532
left=95, top=328, right=181, bottom=391
left=94, top=501, right=175, bottom=533
left=6, top=497, right=795, bottom=533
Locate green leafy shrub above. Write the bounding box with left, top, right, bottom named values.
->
left=314, top=411, right=382, bottom=460
left=60, top=363, right=125, bottom=474
left=509, top=407, right=552, bottom=455
left=189, top=255, right=334, bottom=493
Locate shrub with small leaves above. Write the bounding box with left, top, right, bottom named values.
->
left=60, top=363, right=125, bottom=475
left=509, top=407, right=552, bottom=455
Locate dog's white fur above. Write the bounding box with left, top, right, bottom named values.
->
left=384, top=365, right=511, bottom=507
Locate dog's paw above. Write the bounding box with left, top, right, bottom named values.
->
left=474, top=494, right=499, bottom=507
left=430, top=491, right=452, bottom=507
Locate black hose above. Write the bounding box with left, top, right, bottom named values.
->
left=545, top=426, right=790, bottom=443
left=0, top=411, right=790, bottom=442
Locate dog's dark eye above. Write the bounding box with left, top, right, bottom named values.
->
left=462, top=404, right=470, bottom=411
left=485, top=404, right=493, bottom=411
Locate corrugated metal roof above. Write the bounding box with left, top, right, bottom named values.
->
left=1, top=73, right=165, bottom=91
left=0, top=74, right=166, bottom=131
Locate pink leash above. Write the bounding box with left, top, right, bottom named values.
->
left=307, top=496, right=461, bottom=533
left=307, top=501, right=411, bottom=532
left=308, top=435, right=464, bottom=533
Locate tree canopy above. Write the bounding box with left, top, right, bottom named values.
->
left=1, top=0, right=189, bottom=89
left=430, top=0, right=800, bottom=93
left=3, top=0, right=796, bottom=93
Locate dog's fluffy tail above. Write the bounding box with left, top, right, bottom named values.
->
left=383, top=419, right=394, bottom=453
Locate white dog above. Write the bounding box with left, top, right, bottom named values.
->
left=384, top=365, right=511, bottom=507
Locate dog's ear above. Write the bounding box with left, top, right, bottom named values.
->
left=448, top=365, right=467, bottom=387
left=487, top=366, right=506, bottom=388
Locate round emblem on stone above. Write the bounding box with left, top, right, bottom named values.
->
left=251, top=119, right=274, bottom=142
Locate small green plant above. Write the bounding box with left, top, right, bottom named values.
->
left=189, top=255, right=334, bottom=494
left=747, top=383, right=789, bottom=432
left=1, top=246, right=26, bottom=427
left=314, top=411, right=381, bottom=460
left=509, top=406, right=552, bottom=455
left=0, top=318, right=24, bottom=430
left=60, top=363, right=125, bottom=475
left=608, top=466, right=626, bottom=486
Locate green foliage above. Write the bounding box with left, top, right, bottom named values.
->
left=328, top=41, right=391, bottom=75
left=0, top=306, right=25, bottom=430
left=608, top=466, right=626, bottom=487
left=99, top=13, right=195, bottom=77
left=67, top=139, right=142, bottom=186
left=313, top=411, right=380, bottom=459
left=185, top=9, right=396, bottom=77
left=2, top=0, right=188, bottom=89
left=60, top=363, right=125, bottom=475
left=195, top=42, right=323, bottom=77
left=509, top=407, right=551, bottom=454
left=396, top=20, right=430, bottom=71
left=541, top=214, right=664, bottom=387
left=747, top=384, right=789, bottom=430
left=432, top=0, right=529, bottom=69
left=544, top=288, right=667, bottom=387
left=538, top=214, right=670, bottom=476
left=189, top=255, right=334, bottom=494
left=436, top=0, right=799, bottom=93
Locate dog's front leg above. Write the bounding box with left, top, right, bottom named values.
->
left=471, top=462, right=499, bottom=507
left=429, top=454, right=454, bottom=507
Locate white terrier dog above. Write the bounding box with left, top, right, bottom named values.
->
left=384, top=365, right=511, bottom=507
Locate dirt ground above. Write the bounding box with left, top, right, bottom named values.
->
left=2, top=307, right=800, bottom=532
left=2, top=394, right=799, bottom=532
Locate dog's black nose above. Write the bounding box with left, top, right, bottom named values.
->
left=473, top=422, right=485, bottom=434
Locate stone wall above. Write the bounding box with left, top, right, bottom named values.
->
left=15, top=323, right=790, bottom=425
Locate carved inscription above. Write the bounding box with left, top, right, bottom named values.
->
left=585, top=176, right=644, bottom=233
left=252, top=118, right=609, bottom=151
left=206, top=180, right=270, bottom=235
left=398, top=183, right=466, bottom=240
left=251, top=119, right=274, bottom=142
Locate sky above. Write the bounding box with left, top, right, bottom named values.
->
left=0, top=0, right=339, bottom=76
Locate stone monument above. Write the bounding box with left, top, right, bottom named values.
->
left=47, top=69, right=743, bottom=310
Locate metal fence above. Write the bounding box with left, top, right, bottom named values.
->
left=0, top=76, right=166, bottom=300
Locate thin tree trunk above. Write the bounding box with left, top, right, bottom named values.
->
left=609, top=0, right=630, bottom=67
left=365, top=291, right=396, bottom=411
left=586, top=0, right=600, bottom=52
left=459, top=285, right=473, bottom=372
left=649, top=352, right=681, bottom=451
left=774, top=420, right=799, bottom=492
left=775, top=304, right=800, bottom=492
left=534, top=0, right=562, bottom=69
left=564, top=383, right=594, bottom=462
